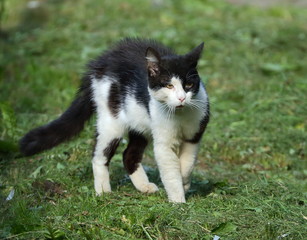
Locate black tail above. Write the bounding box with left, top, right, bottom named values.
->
left=19, top=77, right=95, bottom=156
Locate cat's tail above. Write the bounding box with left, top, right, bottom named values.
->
left=19, top=77, right=95, bottom=156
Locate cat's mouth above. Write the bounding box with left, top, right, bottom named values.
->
left=176, top=105, right=184, bottom=109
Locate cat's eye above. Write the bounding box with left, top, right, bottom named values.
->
left=185, top=83, right=194, bottom=89
left=166, top=84, right=174, bottom=89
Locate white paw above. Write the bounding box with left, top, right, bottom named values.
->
left=168, top=196, right=186, bottom=203
left=95, top=186, right=102, bottom=196
left=139, top=182, right=159, bottom=193
left=95, top=183, right=112, bottom=196
left=95, top=189, right=112, bottom=196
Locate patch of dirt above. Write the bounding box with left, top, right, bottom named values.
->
left=32, top=180, right=65, bottom=196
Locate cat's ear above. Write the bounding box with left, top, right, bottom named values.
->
left=146, top=47, right=161, bottom=77
left=185, top=42, right=204, bottom=68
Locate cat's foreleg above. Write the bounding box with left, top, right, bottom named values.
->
left=154, top=141, right=186, bottom=203
left=179, top=142, right=199, bottom=192
left=123, top=131, right=158, bottom=193
left=92, top=119, right=124, bottom=195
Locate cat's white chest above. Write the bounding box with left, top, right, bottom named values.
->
left=178, top=109, right=203, bottom=140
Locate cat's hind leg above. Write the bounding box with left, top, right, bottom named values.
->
left=92, top=119, right=124, bottom=195
left=123, top=131, right=158, bottom=193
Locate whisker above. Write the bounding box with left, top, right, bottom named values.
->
left=167, top=107, right=172, bottom=121
left=158, top=103, right=169, bottom=116
left=157, top=103, right=177, bottom=121
left=171, top=107, right=175, bottom=117
left=170, top=106, right=176, bottom=120
left=187, top=102, right=204, bottom=111
left=188, top=105, right=202, bottom=111
left=191, top=99, right=207, bottom=104
left=190, top=100, right=205, bottom=106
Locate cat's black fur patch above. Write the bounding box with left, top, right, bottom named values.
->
left=90, top=38, right=176, bottom=112
left=183, top=69, right=201, bottom=94
left=123, top=131, right=148, bottom=175
left=103, top=138, right=121, bottom=166
left=108, top=83, right=122, bottom=117
left=186, top=101, right=210, bottom=144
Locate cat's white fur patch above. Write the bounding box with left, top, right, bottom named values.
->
left=129, top=164, right=159, bottom=193
left=149, top=77, right=187, bottom=108
left=119, top=95, right=151, bottom=134
left=146, top=56, right=158, bottom=63
left=171, top=77, right=187, bottom=104
left=92, top=76, right=124, bottom=194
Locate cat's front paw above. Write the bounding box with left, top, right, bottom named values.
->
left=94, top=182, right=112, bottom=196
left=139, top=182, right=159, bottom=193
left=95, top=188, right=112, bottom=196
left=168, top=195, right=186, bottom=203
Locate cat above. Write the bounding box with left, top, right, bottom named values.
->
left=19, top=38, right=210, bottom=203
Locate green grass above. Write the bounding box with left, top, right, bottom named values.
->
left=1, top=0, right=306, bottom=239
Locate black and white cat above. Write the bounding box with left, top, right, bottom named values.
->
left=20, top=38, right=210, bottom=203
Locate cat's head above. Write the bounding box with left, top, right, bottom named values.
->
left=146, top=42, right=204, bottom=109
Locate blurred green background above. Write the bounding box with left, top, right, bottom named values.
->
left=0, top=0, right=306, bottom=239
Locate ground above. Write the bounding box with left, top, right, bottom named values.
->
left=0, top=0, right=306, bottom=239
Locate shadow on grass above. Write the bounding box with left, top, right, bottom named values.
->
left=112, top=164, right=216, bottom=199
left=187, top=179, right=215, bottom=199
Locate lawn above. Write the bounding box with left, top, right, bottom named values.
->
left=0, top=0, right=306, bottom=239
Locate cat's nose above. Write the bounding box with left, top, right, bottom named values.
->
left=179, top=97, right=186, bottom=103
